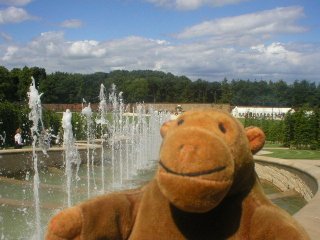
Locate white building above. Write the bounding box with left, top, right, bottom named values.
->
left=231, top=106, right=294, bottom=119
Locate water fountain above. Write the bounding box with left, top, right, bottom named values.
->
left=62, top=109, right=81, bottom=207
left=0, top=131, right=5, bottom=150
left=96, top=84, right=109, bottom=192
left=27, top=77, right=48, bottom=240
left=0, top=81, right=311, bottom=239
left=1, top=80, right=171, bottom=239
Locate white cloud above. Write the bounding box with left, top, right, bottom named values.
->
left=0, top=0, right=32, bottom=6
left=0, top=6, right=35, bottom=24
left=28, top=31, right=65, bottom=56
left=68, top=40, right=106, bottom=57
left=0, top=0, right=319, bottom=85
left=176, top=6, right=306, bottom=39
left=2, top=45, right=18, bottom=61
left=60, top=19, right=83, bottom=28
left=250, top=42, right=302, bottom=71
left=0, top=30, right=319, bottom=82
left=146, top=0, right=250, bottom=10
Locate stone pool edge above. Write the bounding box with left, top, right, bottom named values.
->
left=254, top=155, right=320, bottom=240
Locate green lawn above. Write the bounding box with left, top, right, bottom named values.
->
left=260, top=148, right=320, bottom=160
left=264, top=142, right=284, bottom=148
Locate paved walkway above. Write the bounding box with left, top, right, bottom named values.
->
left=255, top=153, right=320, bottom=240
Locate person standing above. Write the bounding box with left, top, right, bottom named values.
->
left=14, top=128, right=23, bottom=149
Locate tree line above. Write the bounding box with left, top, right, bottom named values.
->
left=1, top=101, right=319, bottom=149
left=243, top=108, right=320, bottom=150
left=0, top=65, right=319, bottom=107
left=1, top=65, right=319, bottom=149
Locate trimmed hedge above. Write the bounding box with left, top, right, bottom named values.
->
left=242, top=108, right=320, bottom=150
left=0, top=102, right=62, bottom=147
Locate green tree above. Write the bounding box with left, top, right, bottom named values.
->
left=208, top=82, right=222, bottom=103
left=192, top=79, right=209, bottom=103
left=147, top=76, right=161, bottom=103
left=125, top=78, right=149, bottom=102
left=172, top=76, right=192, bottom=102
left=41, top=72, right=83, bottom=103
left=16, top=66, right=34, bottom=101
left=0, top=66, right=17, bottom=101
left=220, top=78, right=232, bottom=104
left=290, top=80, right=317, bottom=107
left=271, top=80, right=290, bottom=106
left=283, top=108, right=320, bottom=149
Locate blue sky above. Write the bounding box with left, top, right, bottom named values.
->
left=0, top=0, right=319, bottom=82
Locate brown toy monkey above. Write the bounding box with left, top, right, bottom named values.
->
left=46, top=109, right=309, bottom=240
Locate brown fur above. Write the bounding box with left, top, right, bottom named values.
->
left=46, top=108, right=309, bottom=240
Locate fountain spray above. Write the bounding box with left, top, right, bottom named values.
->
left=27, top=77, right=46, bottom=239
left=81, top=102, right=94, bottom=198
left=62, top=109, right=81, bottom=207
left=96, top=84, right=109, bottom=192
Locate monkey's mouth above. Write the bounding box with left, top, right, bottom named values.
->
left=159, top=161, right=226, bottom=177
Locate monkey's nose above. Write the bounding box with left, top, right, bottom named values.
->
left=179, top=144, right=196, bottom=162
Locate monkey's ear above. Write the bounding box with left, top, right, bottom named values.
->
left=160, top=120, right=176, bottom=138
left=245, top=126, right=265, bottom=154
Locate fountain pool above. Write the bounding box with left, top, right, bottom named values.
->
left=0, top=162, right=307, bottom=239
left=0, top=82, right=308, bottom=239
left=0, top=161, right=158, bottom=239
left=1, top=82, right=172, bottom=239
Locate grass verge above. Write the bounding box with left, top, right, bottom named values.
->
left=260, top=148, right=320, bottom=160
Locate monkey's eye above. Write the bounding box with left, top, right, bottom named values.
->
left=177, top=119, right=184, bottom=126
left=218, top=123, right=226, bottom=133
